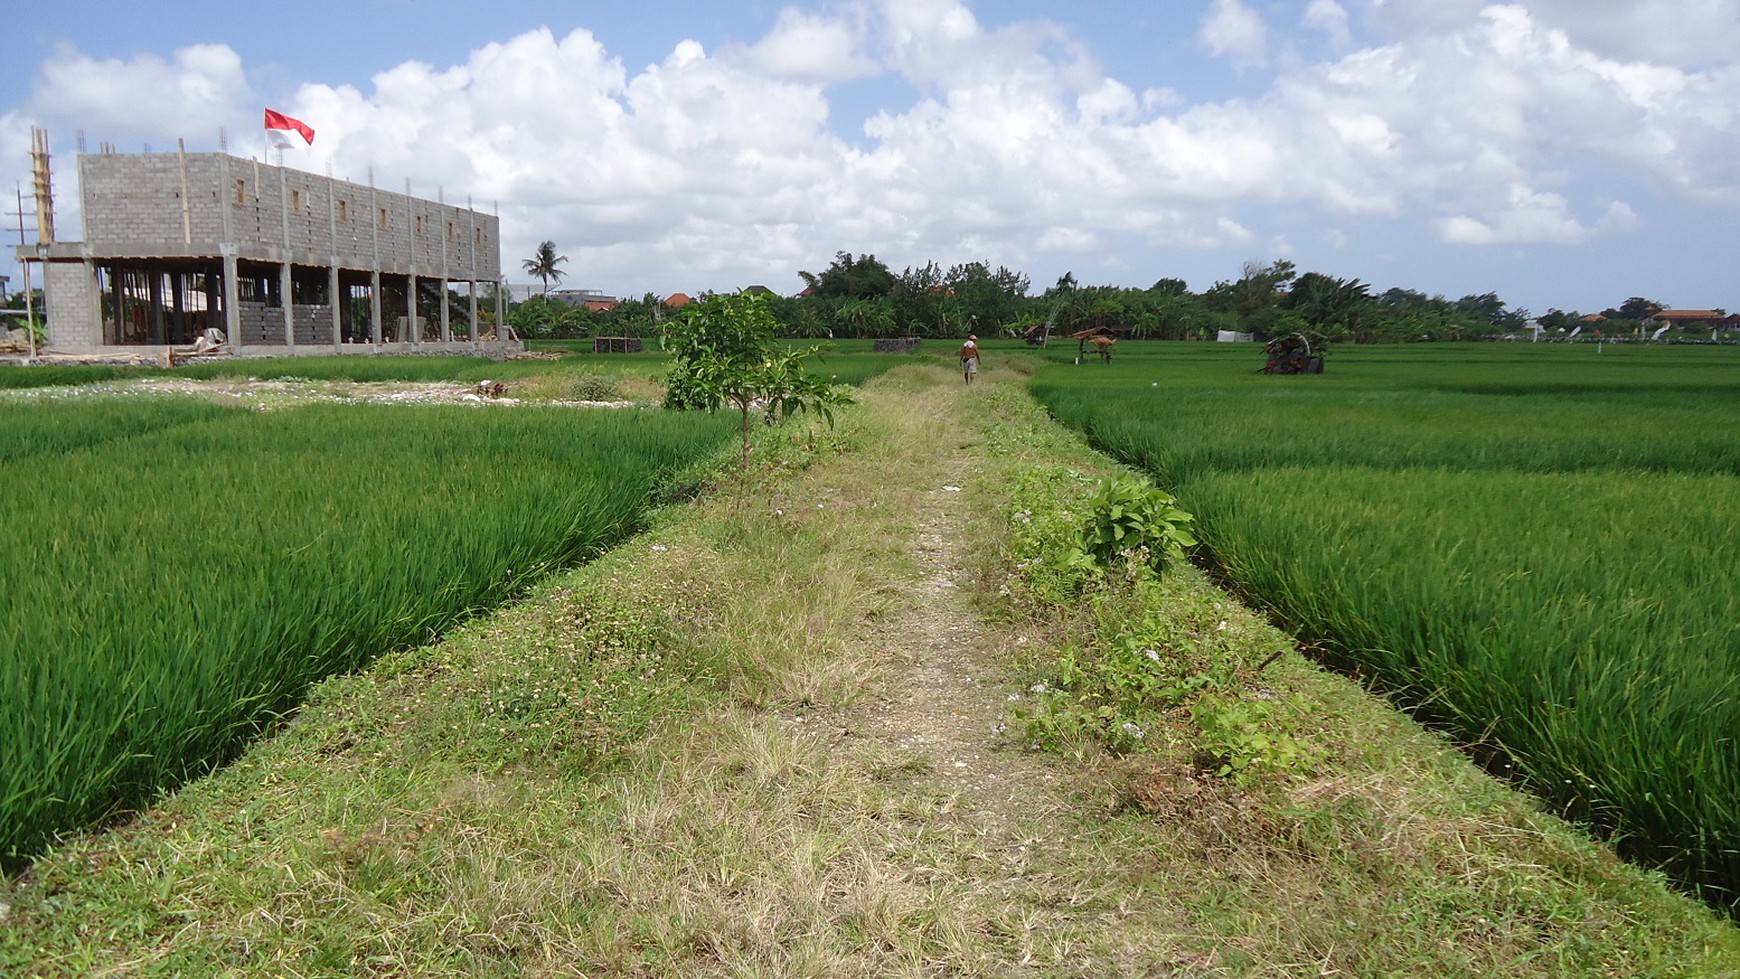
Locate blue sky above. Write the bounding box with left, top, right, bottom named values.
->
left=4, top=0, right=1737, bottom=315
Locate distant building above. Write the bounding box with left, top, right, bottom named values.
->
left=16, top=147, right=513, bottom=356
left=664, top=292, right=693, bottom=309
left=549, top=288, right=618, bottom=312
left=1641, top=309, right=1726, bottom=327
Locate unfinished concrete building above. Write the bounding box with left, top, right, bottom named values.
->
left=19, top=145, right=514, bottom=357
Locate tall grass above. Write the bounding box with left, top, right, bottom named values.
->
left=0, top=365, right=145, bottom=389
left=1029, top=341, right=1740, bottom=904
left=0, top=399, right=232, bottom=462
left=0, top=403, right=733, bottom=865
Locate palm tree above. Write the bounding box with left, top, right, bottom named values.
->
left=521, top=240, right=568, bottom=296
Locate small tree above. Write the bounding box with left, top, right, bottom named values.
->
left=662, top=290, right=852, bottom=465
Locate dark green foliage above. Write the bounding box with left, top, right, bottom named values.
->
left=509, top=294, right=592, bottom=339
left=797, top=251, right=896, bottom=300
left=1080, top=475, right=1196, bottom=572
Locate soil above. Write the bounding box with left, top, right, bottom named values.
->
left=6, top=375, right=634, bottom=410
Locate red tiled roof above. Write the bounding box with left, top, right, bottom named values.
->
left=1648, top=309, right=1724, bottom=320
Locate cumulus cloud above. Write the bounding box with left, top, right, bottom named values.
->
left=1438, top=186, right=1635, bottom=245
left=1303, top=0, right=1353, bottom=47
left=731, top=8, right=878, bottom=84
left=1200, top=0, right=1270, bottom=67
left=2, top=1, right=1736, bottom=300
left=26, top=43, right=252, bottom=144
left=1370, top=0, right=1740, bottom=68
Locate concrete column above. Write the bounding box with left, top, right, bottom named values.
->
left=280, top=262, right=296, bottom=352
left=368, top=172, right=379, bottom=345
left=440, top=277, right=451, bottom=343
left=467, top=198, right=479, bottom=349
left=328, top=265, right=342, bottom=353
left=328, top=173, right=342, bottom=353
left=406, top=179, right=418, bottom=347
left=219, top=155, right=237, bottom=351
left=83, top=260, right=102, bottom=352
left=223, top=249, right=242, bottom=352
left=370, top=269, right=382, bottom=345
left=468, top=280, right=479, bottom=347
left=147, top=271, right=165, bottom=344
left=279, top=162, right=295, bottom=353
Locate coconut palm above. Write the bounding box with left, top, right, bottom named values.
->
left=521, top=240, right=568, bottom=296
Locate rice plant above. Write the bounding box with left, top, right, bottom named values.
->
left=1028, top=340, right=1740, bottom=905
left=0, top=398, right=231, bottom=462
left=0, top=403, right=733, bottom=865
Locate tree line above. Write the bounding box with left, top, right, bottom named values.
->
left=508, top=247, right=1710, bottom=345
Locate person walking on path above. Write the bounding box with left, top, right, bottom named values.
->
left=960, top=333, right=980, bottom=385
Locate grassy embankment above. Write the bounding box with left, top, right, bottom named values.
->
left=3, top=355, right=1736, bottom=975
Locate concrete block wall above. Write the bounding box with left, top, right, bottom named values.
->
left=79, top=154, right=226, bottom=245
left=236, top=302, right=339, bottom=346
left=78, top=153, right=501, bottom=281
left=44, top=261, right=100, bottom=351
left=237, top=302, right=286, bottom=346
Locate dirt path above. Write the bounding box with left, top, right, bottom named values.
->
left=846, top=460, right=1065, bottom=832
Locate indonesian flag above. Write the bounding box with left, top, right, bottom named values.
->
left=264, top=109, right=315, bottom=150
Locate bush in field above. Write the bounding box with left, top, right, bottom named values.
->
left=662, top=290, right=853, bottom=464
left=1080, top=475, right=1196, bottom=572
left=998, top=463, right=1313, bottom=777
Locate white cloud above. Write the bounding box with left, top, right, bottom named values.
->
left=1370, top=0, right=1740, bottom=69
left=1200, top=0, right=1269, bottom=67
left=3, top=2, right=1737, bottom=302
left=1304, top=0, right=1353, bottom=46
left=732, top=8, right=878, bottom=84
left=28, top=43, right=252, bottom=144
left=1036, top=226, right=1098, bottom=253
left=1438, top=186, right=1636, bottom=245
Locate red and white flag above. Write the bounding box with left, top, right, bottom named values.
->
left=263, top=109, right=315, bottom=150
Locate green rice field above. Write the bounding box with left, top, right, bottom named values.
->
left=1030, top=341, right=1740, bottom=905
left=0, top=398, right=734, bottom=866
